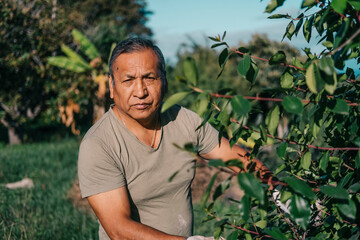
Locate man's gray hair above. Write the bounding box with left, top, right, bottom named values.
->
left=108, top=37, right=167, bottom=89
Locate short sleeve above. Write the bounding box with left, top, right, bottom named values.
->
left=181, top=107, right=219, bottom=155
left=77, top=137, right=126, bottom=198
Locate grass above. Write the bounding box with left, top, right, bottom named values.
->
left=0, top=139, right=235, bottom=239
left=0, top=139, right=98, bottom=240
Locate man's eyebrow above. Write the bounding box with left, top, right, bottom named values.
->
left=124, top=74, right=135, bottom=79
left=142, top=72, right=156, bottom=78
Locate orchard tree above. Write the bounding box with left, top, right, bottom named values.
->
left=0, top=0, right=74, bottom=144
left=0, top=0, right=152, bottom=144
left=163, top=0, right=360, bottom=239
left=65, top=0, right=153, bottom=58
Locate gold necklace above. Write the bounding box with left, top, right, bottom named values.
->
left=116, top=107, right=158, bottom=148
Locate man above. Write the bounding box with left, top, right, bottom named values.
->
left=78, top=38, right=271, bottom=240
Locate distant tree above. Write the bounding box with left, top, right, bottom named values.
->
left=0, top=0, right=152, bottom=144
left=0, top=0, right=74, bottom=144
left=65, top=0, right=153, bottom=58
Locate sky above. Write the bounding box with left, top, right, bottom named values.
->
left=146, top=0, right=314, bottom=63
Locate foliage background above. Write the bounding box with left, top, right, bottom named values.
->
left=1, top=0, right=360, bottom=239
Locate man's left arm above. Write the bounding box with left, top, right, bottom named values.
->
left=200, top=137, right=272, bottom=180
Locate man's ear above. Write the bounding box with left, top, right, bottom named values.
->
left=108, top=75, right=114, bottom=99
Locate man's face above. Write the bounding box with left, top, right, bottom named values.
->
left=109, top=49, right=164, bottom=124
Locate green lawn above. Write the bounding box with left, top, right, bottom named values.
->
left=0, top=139, right=98, bottom=239
left=0, top=139, right=232, bottom=239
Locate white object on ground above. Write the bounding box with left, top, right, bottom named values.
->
left=5, top=178, right=34, bottom=189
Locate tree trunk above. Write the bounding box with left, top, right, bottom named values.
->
left=8, top=126, right=22, bottom=145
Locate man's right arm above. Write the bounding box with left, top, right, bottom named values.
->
left=87, top=186, right=185, bottom=240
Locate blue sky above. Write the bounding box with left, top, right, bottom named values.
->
left=146, top=0, right=314, bottom=62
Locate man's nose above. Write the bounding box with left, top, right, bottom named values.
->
left=133, top=79, right=148, bottom=98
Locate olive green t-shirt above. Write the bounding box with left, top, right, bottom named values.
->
left=78, top=105, right=219, bottom=239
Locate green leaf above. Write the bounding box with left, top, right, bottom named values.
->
left=208, top=159, right=226, bottom=167
left=239, top=195, right=250, bottom=221
left=284, top=176, right=316, bottom=200
left=255, top=220, right=267, bottom=229
left=246, top=62, right=259, bottom=83
left=289, top=194, right=311, bottom=230
left=268, top=14, right=290, bottom=19
left=282, top=96, right=303, bottom=114
left=72, top=29, right=100, bottom=60
left=161, top=91, right=191, bottom=113
left=338, top=172, right=353, bottom=188
left=201, top=173, right=218, bottom=208
left=303, top=16, right=314, bottom=42
left=280, top=189, right=292, bottom=203
left=294, top=17, right=304, bottom=36
left=265, top=105, right=280, bottom=136
left=319, top=151, right=330, bottom=172
left=231, top=95, right=251, bottom=116
left=276, top=142, right=288, bottom=158
left=356, top=151, right=360, bottom=169
left=217, top=110, right=230, bottom=126
left=225, top=159, right=244, bottom=169
left=183, top=57, right=198, bottom=86
left=280, top=71, right=294, bottom=88
left=349, top=1, right=360, bottom=10
left=349, top=182, right=360, bottom=193
left=305, top=63, right=324, bottom=94
left=260, top=124, right=268, bottom=142
left=322, top=41, right=333, bottom=49
left=269, top=51, right=286, bottom=65
left=331, top=0, right=348, bottom=14
left=265, top=0, right=285, bottom=13
left=213, top=177, right=231, bottom=201
left=218, top=48, right=228, bottom=68
left=301, top=0, right=317, bottom=8
left=47, top=56, right=87, bottom=73
left=211, top=42, right=227, bottom=48
left=222, top=31, right=227, bottom=40
left=337, top=199, right=356, bottom=220
left=284, top=21, right=296, bottom=40
left=237, top=173, right=265, bottom=204
left=263, top=227, right=288, bottom=240
left=328, top=99, right=349, bottom=115
left=237, top=55, right=251, bottom=77
left=301, top=151, right=312, bottom=170
left=61, top=45, right=92, bottom=70
left=227, top=231, right=239, bottom=240
left=324, top=72, right=338, bottom=95
left=320, top=185, right=349, bottom=200
left=318, top=57, right=335, bottom=76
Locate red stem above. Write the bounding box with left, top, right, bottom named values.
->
left=230, top=118, right=360, bottom=151
left=209, top=92, right=359, bottom=108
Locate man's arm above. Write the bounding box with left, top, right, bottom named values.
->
left=87, top=186, right=185, bottom=240
left=200, top=137, right=272, bottom=178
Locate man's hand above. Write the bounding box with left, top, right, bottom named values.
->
left=201, top=137, right=272, bottom=178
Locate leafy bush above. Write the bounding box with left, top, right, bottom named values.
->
left=163, top=0, right=360, bottom=239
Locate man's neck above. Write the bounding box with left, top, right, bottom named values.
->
left=113, top=106, right=160, bottom=147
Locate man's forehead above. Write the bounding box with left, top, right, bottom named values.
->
left=113, top=49, right=160, bottom=74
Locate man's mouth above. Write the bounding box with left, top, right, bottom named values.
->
left=132, top=103, right=151, bottom=110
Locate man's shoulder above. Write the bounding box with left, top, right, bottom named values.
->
left=163, top=104, right=200, bottom=122
left=82, top=109, right=115, bottom=143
